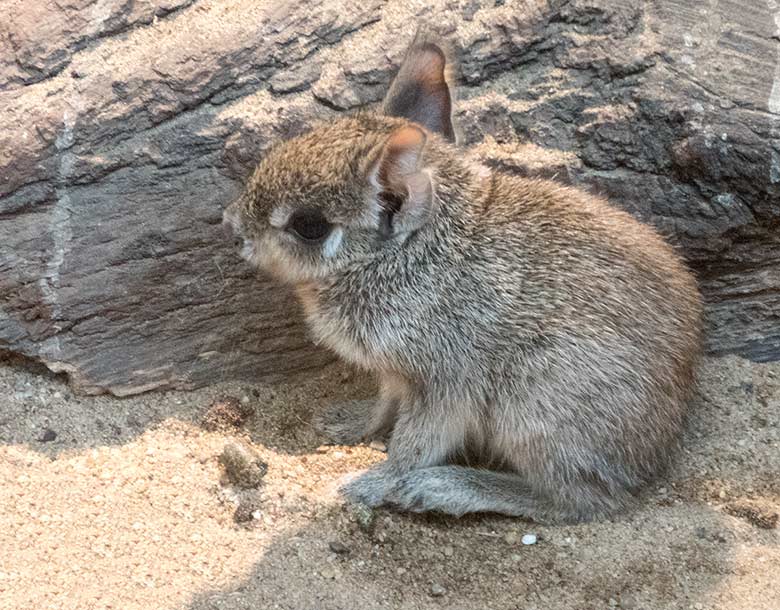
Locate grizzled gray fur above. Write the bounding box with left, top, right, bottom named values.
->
left=223, top=35, right=703, bottom=523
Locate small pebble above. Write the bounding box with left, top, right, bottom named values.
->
left=368, top=440, right=387, bottom=452
left=218, top=442, right=268, bottom=489
left=396, top=567, right=407, bottom=576
left=201, top=396, right=254, bottom=431
left=521, top=534, right=537, bottom=546
left=429, top=583, right=446, bottom=597
left=621, top=594, right=638, bottom=610
left=504, top=531, right=520, bottom=545
left=329, top=541, right=351, bottom=555
left=349, top=502, right=376, bottom=534
left=233, top=503, right=255, bottom=523
left=233, top=492, right=263, bottom=524
left=39, top=428, right=57, bottom=443
left=320, top=566, right=340, bottom=580
left=442, top=545, right=454, bottom=557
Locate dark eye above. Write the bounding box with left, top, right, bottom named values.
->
left=285, top=208, right=332, bottom=242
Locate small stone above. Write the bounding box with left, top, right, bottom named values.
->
left=329, top=541, right=350, bottom=554
left=52, top=391, right=63, bottom=399
left=521, top=534, right=537, bottom=546
left=442, top=545, right=454, bottom=557
left=320, top=566, right=340, bottom=580
left=504, top=531, right=520, bottom=545
left=693, top=603, right=704, bottom=610
left=430, top=583, right=446, bottom=597
left=368, top=440, right=387, bottom=452
left=233, top=496, right=262, bottom=524
left=349, top=502, right=376, bottom=534
left=608, top=598, right=618, bottom=607
left=201, top=396, right=254, bottom=431
left=218, top=442, right=268, bottom=489
left=510, top=553, right=522, bottom=562
left=39, top=428, right=57, bottom=443
left=396, top=567, right=407, bottom=576
left=240, top=395, right=250, bottom=405
left=621, top=594, right=638, bottom=610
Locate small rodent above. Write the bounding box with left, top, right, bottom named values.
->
left=223, top=33, right=703, bottom=523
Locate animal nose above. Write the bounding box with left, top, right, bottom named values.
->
left=222, top=209, right=243, bottom=248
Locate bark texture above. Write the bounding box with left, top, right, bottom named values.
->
left=1, top=0, right=778, bottom=394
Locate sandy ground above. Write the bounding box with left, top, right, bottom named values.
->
left=0, top=354, right=778, bottom=610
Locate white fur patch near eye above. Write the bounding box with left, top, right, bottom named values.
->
left=269, top=207, right=289, bottom=229
left=322, top=226, right=343, bottom=258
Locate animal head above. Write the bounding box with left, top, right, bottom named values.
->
left=223, top=37, right=455, bottom=283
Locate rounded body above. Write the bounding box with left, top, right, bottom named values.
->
left=224, top=35, right=703, bottom=521
left=298, top=163, right=702, bottom=520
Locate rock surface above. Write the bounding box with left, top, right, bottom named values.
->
left=1, top=0, right=778, bottom=394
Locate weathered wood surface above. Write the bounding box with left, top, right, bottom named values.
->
left=1, top=0, right=778, bottom=394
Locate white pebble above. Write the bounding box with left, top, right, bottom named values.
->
left=430, top=583, right=446, bottom=597
left=368, top=440, right=387, bottom=452
left=521, top=534, right=537, bottom=546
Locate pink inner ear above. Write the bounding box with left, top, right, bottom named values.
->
left=371, top=126, right=434, bottom=235
left=377, top=126, right=427, bottom=193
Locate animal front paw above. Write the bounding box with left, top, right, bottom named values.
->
left=338, top=465, right=398, bottom=507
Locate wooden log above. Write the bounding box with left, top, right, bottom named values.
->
left=1, top=0, right=778, bottom=394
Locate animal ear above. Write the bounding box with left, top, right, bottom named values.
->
left=370, top=125, right=433, bottom=238
left=383, top=36, right=455, bottom=142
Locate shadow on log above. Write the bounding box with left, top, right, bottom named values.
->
left=1, top=0, right=778, bottom=394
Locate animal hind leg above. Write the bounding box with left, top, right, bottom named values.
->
left=384, top=465, right=631, bottom=523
